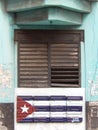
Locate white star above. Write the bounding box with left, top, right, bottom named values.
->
left=21, top=104, right=29, bottom=113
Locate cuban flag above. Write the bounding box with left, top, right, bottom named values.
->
left=17, top=95, right=83, bottom=123
left=66, top=96, right=83, bottom=123
left=17, top=96, right=35, bottom=123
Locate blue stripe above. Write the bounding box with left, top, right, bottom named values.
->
left=18, top=96, right=33, bottom=100
left=35, top=106, right=50, bottom=112
left=67, top=106, right=82, bottom=112
left=35, top=106, right=67, bottom=112
left=67, top=96, right=83, bottom=100
left=34, top=118, right=50, bottom=123
left=67, top=117, right=82, bottom=123
left=34, top=106, right=82, bottom=112
left=34, top=96, right=50, bottom=100
left=50, top=96, right=66, bottom=100
left=50, top=106, right=67, bottom=112
left=19, top=117, right=82, bottom=123
left=18, top=95, right=83, bottom=101
left=18, top=118, right=34, bottom=123
left=50, top=117, right=67, bottom=122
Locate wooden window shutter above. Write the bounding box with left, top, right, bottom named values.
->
left=50, top=43, right=80, bottom=87
left=16, top=30, right=83, bottom=88
left=18, top=42, right=49, bottom=88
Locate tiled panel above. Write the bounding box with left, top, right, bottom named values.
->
left=17, top=95, right=83, bottom=123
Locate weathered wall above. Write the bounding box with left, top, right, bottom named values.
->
left=15, top=2, right=98, bottom=102
left=1, top=1, right=98, bottom=130
left=80, top=3, right=98, bottom=101
left=0, top=0, right=14, bottom=102
left=0, top=1, right=98, bottom=102
left=80, top=3, right=98, bottom=130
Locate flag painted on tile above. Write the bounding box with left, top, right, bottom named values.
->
left=17, top=95, right=83, bottom=123
left=66, top=96, right=83, bottom=123
left=17, top=96, right=35, bottom=122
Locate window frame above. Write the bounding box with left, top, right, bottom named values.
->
left=15, top=30, right=84, bottom=88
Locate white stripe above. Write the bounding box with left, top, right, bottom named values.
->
left=67, top=112, right=82, bottom=115
left=67, top=114, right=82, bottom=118
left=67, top=101, right=83, bottom=106
left=34, top=101, right=49, bottom=106
left=50, top=112, right=66, bottom=117
left=50, top=101, right=66, bottom=106
left=33, top=112, right=49, bottom=117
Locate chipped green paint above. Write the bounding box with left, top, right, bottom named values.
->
left=0, top=0, right=98, bottom=103
left=15, top=7, right=82, bottom=25
left=0, top=64, right=12, bottom=88
left=6, top=0, right=90, bottom=13
left=80, top=3, right=98, bottom=101
left=6, top=0, right=90, bottom=26
left=0, top=1, right=15, bottom=102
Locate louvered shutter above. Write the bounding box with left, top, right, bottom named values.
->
left=18, top=42, right=49, bottom=88
left=50, top=43, right=80, bottom=87
left=16, top=30, right=83, bottom=88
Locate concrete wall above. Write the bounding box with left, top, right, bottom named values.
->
left=1, top=1, right=98, bottom=130
left=0, top=0, right=15, bottom=102
left=80, top=3, right=98, bottom=101
left=0, top=1, right=98, bottom=103
left=14, top=2, right=98, bottom=103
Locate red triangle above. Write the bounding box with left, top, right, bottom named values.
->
left=17, top=97, right=36, bottom=122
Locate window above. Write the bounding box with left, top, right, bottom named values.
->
left=50, top=43, right=79, bottom=87
left=15, top=30, right=83, bottom=88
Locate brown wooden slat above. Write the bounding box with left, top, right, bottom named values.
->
left=19, top=79, right=48, bottom=83
left=51, top=71, right=78, bottom=74
left=50, top=52, right=78, bottom=56
left=19, top=43, right=47, bottom=47
left=19, top=71, right=48, bottom=75
left=20, top=47, right=46, bottom=51
left=20, top=75, right=48, bottom=79
left=51, top=78, right=79, bottom=82
left=50, top=43, right=79, bottom=47
left=51, top=66, right=79, bottom=69
left=20, top=51, right=47, bottom=56
left=19, top=67, right=48, bottom=70
left=51, top=59, right=78, bottom=63
left=51, top=56, right=78, bottom=59
left=51, top=83, right=79, bottom=87
left=18, top=42, right=49, bottom=88
left=51, top=64, right=79, bottom=67
left=20, top=55, right=48, bottom=59
left=51, top=49, right=78, bottom=53
left=19, top=60, right=48, bottom=63
left=50, top=42, right=79, bottom=87
left=51, top=48, right=78, bottom=52
left=19, top=63, right=48, bottom=67
left=51, top=74, right=78, bottom=79
left=19, top=83, right=48, bottom=88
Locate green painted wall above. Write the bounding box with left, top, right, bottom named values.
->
left=0, top=1, right=14, bottom=102
left=0, top=1, right=98, bottom=102
left=80, top=3, right=98, bottom=101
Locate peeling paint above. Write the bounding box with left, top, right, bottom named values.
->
left=0, top=64, right=12, bottom=88
left=87, top=68, right=98, bottom=96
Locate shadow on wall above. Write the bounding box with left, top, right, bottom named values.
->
left=86, top=102, right=98, bottom=130
left=0, top=103, right=14, bottom=130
